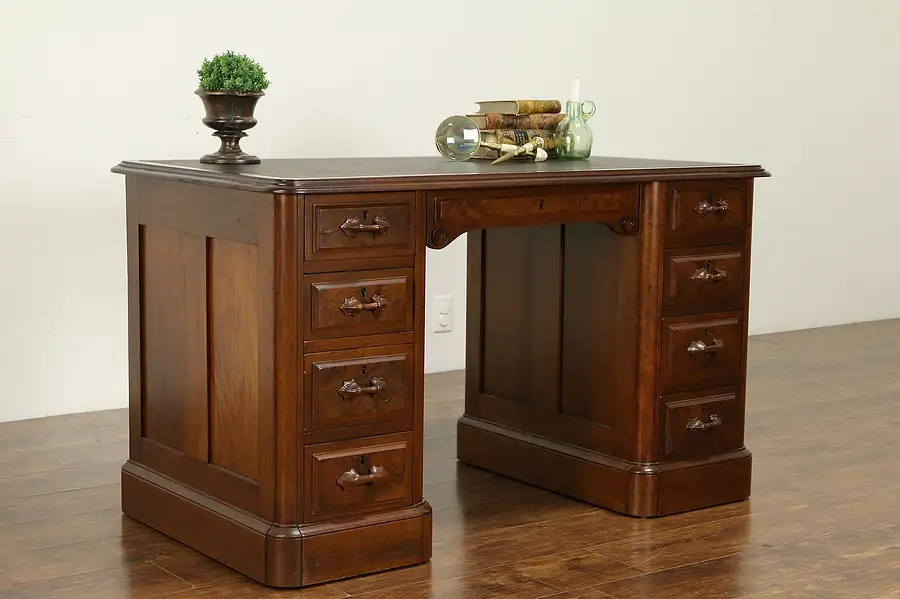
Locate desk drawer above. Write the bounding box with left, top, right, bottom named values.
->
left=665, top=181, right=747, bottom=247
left=662, top=387, right=744, bottom=460
left=305, top=192, right=416, bottom=261
left=427, top=184, right=640, bottom=246
left=660, top=313, right=743, bottom=394
left=305, top=269, right=414, bottom=340
left=663, top=246, right=745, bottom=315
left=304, top=346, right=414, bottom=433
left=304, top=432, right=413, bottom=522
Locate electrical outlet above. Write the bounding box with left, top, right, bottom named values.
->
left=432, top=294, right=453, bottom=333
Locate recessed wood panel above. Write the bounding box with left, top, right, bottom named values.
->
left=140, top=225, right=208, bottom=460
left=560, top=223, right=638, bottom=430
left=209, top=239, right=260, bottom=481
left=481, top=226, right=561, bottom=411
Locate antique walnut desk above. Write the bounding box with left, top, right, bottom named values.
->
left=112, top=155, right=769, bottom=587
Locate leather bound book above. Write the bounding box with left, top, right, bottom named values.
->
left=474, top=99, right=562, bottom=115
left=467, top=113, right=566, bottom=130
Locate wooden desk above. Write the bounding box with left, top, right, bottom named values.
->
left=112, top=155, right=769, bottom=587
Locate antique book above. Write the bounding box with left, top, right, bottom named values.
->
left=467, top=113, right=566, bottom=130
left=471, top=128, right=557, bottom=160
left=474, top=99, right=562, bottom=115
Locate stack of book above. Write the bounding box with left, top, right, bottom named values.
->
left=466, top=99, right=564, bottom=160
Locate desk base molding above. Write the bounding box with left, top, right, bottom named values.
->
left=121, top=462, right=432, bottom=588
left=457, top=416, right=751, bottom=517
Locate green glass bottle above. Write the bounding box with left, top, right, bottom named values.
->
left=553, top=78, right=596, bottom=160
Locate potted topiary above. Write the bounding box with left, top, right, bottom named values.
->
left=195, top=50, right=270, bottom=165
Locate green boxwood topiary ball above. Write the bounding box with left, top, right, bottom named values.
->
left=197, top=50, right=270, bottom=93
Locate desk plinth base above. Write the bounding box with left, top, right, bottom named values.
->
left=121, top=462, right=432, bottom=588
left=457, top=416, right=751, bottom=517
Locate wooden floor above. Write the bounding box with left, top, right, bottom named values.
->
left=1, top=319, right=899, bottom=598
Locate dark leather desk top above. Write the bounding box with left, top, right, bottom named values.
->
left=113, top=155, right=770, bottom=192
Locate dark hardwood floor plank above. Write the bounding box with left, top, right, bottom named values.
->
left=152, top=578, right=349, bottom=598
left=0, top=485, right=119, bottom=528
left=348, top=564, right=560, bottom=599
left=0, top=527, right=191, bottom=584
left=41, top=440, right=129, bottom=467
left=536, top=590, right=615, bottom=599
left=152, top=550, right=245, bottom=588
left=422, top=436, right=457, bottom=461
left=0, top=562, right=189, bottom=598
left=0, top=465, right=120, bottom=504
left=0, top=509, right=132, bottom=551
left=596, top=522, right=900, bottom=599
left=0, top=455, right=69, bottom=481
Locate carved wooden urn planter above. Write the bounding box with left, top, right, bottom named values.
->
left=196, top=89, right=264, bottom=165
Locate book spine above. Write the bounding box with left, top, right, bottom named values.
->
left=482, top=113, right=566, bottom=130
left=515, top=100, right=562, bottom=115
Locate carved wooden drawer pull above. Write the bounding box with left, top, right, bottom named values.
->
left=340, top=294, right=389, bottom=316
left=338, top=376, right=388, bottom=400
left=691, top=267, right=728, bottom=283
left=340, top=215, right=392, bottom=237
left=687, top=338, right=724, bottom=355
left=337, top=465, right=387, bottom=490
left=687, top=413, right=723, bottom=432
left=694, top=197, right=729, bottom=217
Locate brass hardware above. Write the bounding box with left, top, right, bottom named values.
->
left=340, top=215, right=391, bottom=237
left=691, top=266, right=728, bottom=283
left=340, top=294, right=389, bottom=316
left=338, top=376, right=388, bottom=400
left=687, top=413, right=723, bottom=431
left=336, top=465, right=387, bottom=489
left=694, top=197, right=729, bottom=217
left=687, top=338, right=724, bottom=355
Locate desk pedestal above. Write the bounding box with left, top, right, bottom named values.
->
left=459, top=181, right=754, bottom=517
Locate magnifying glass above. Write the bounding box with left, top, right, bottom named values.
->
left=434, top=115, right=518, bottom=161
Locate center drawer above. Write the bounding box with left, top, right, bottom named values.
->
left=304, top=432, right=414, bottom=522
left=427, top=183, right=640, bottom=233
left=305, top=269, right=415, bottom=340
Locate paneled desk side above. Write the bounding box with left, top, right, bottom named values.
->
left=112, top=156, right=769, bottom=588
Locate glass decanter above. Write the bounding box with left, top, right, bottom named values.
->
left=553, top=78, right=596, bottom=160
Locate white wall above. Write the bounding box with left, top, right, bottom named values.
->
left=2, top=1, right=899, bottom=422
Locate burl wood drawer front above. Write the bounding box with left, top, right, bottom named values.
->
left=663, top=246, right=745, bottom=315
left=660, top=313, right=743, bottom=394
left=666, top=181, right=747, bottom=247
left=304, top=432, right=413, bottom=522
left=304, top=346, right=414, bottom=433
left=662, top=387, right=744, bottom=461
left=305, top=192, right=416, bottom=261
left=305, top=269, right=414, bottom=340
left=426, top=183, right=640, bottom=246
